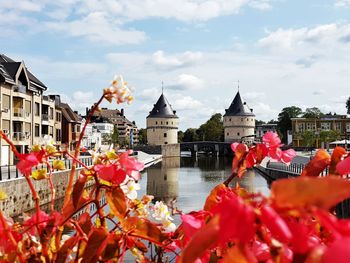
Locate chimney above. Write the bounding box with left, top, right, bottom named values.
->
left=86, top=107, right=89, bottom=116
left=74, top=111, right=78, bottom=114
left=121, top=108, right=124, bottom=116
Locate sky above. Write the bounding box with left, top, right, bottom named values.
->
left=1, top=0, right=350, bottom=130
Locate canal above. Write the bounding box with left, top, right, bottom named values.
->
left=138, top=156, right=270, bottom=213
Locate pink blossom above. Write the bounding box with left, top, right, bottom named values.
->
left=262, top=131, right=281, bottom=148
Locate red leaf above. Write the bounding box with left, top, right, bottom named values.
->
left=56, top=236, right=79, bottom=263
left=221, top=244, right=257, bottom=263
left=330, top=147, right=346, bottom=175
left=81, top=228, right=108, bottom=263
left=106, top=186, right=127, bottom=220
left=72, top=174, right=87, bottom=208
left=322, top=237, right=350, bottom=263
left=336, top=155, right=350, bottom=175
left=179, top=216, right=220, bottom=263
left=101, top=233, right=122, bottom=261
left=260, top=205, right=292, bottom=243
left=78, top=212, right=92, bottom=235
left=271, top=176, right=350, bottom=210
left=301, top=149, right=330, bottom=177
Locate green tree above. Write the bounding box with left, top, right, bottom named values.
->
left=302, top=107, right=324, bottom=118
left=111, top=126, right=119, bottom=145
left=196, top=113, right=224, bottom=141
left=319, top=130, right=341, bottom=144
left=256, top=120, right=266, bottom=125
left=346, top=97, right=350, bottom=114
left=178, top=130, right=184, bottom=143
left=183, top=128, right=199, bottom=142
left=277, top=106, right=303, bottom=143
left=301, top=131, right=316, bottom=147
left=138, top=128, right=147, bottom=145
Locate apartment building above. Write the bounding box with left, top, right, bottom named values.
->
left=60, top=103, right=81, bottom=151
left=255, top=123, right=278, bottom=142
left=291, top=114, right=350, bottom=147
left=88, top=107, right=139, bottom=145
left=0, top=54, right=62, bottom=165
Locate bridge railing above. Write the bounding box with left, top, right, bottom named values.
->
left=0, top=156, right=93, bottom=182
left=266, top=161, right=329, bottom=176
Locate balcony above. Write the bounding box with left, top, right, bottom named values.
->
left=42, top=114, right=49, bottom=121
left=12, top=132, right=27, bottom=141
left=13, top=108, right=24, bottom=118
left=72, top=132, right=81, bottom=141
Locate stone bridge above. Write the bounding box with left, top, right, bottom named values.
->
left=180, top=141, right=232, bottom=157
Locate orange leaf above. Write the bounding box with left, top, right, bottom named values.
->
left=106, top=186, right=127, bottom=220
left=101, top=233, right=122, bottom=261
left=78, top=212, right=93, bottom=235
left=81, top=228, right=108, bottom=263
left=203, top=184, right=227, bottom=211
left=179, top=216, right=220, bottom=263
left=337, top=155, right=350, bottom=175
left=123, top=217, right=168, bottom=245
left=56, top=236, right=79, bottom=263
left=301, top=149, right=330, bottom=177
left=72, top=174, right=87, bottom=208
left=330, top=147, right=346, bottom=175
left=271, top=177, right=350, bottom=210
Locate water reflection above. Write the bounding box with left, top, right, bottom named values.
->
left=146, top=157, right=180, bottom=203
left=140, top=156, right=270, bottom=213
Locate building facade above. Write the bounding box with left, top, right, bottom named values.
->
left=291, top=114, right=350, bottom=147
left=255, top=123, right=278, bottom=142
left=147, top=93, right=179, bottom=145
left=89, top=108, right=139, bottom=145
left=223, top=91, right=255, bottom=144
left=60, top=102, right=81, bottom=152
left=0, top=54, right=62, bottom=165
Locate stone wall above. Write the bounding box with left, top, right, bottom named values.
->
left=161, top=144, right=180, bottom=157
left=0, top=167, right=87, bottom=217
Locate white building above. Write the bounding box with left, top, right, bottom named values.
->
left=223, top=91, right=255, bottom=144
left=81, top=119, right=102, bottom=149
left=146, top=93, right=179, bottom=145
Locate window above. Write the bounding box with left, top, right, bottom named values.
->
left=164, top=133, right=167, bottom=138
left=241, top=118, right=243, bottom=121
left=56, top=112, right=61, bottom=122
left=56, top=129, right=61, bottom=141
left=161, top=121, right=163, bottom=124
left=164, top=142, right=168, bottom=144
left=227, top=132, right=229, bottom=136
left=156, top=121, right=158, bottom=125
left=49, top=126, right=53, bottom=136
left=35, top=102, right=40, bottom=116
left=166, top=121, right=168, bottom=125
left=321, top=122, right=331, bottom=130
left=35, top=124, right=40, bottom=137
left=335, top=122, right=341, bottom=130
left=237, top=132, right=240, bottom=136
left=49, top=107, right=54, bottom=120
left=2, top=94, right=10, bottom=109
left=25, top=100, right=31, bottom=115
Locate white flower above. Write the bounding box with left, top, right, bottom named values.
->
left=121, top=178, right=140, bottom=200
left=162, top=220, right=176, bottom=233
left=152, top=201, right=172, bottom=222
left=104, top=74, right=134, bottom=104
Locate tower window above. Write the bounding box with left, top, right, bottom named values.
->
left=227, top=132, right=229, bottom=136
left=166, top=121, right=168, bottom=125
left=241, top=118, right=243, bottom=121
left=161, top=121, right=163, bottom=124
left=156, top=121, right=158, bottom=125
left=237, top=132, right=240, bottom=136
left=164, top=133, right=167, bottom=138
left=229, top=118, right=231, bottom=121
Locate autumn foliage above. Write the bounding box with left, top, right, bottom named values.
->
left=1, top=76, right=350, bottom=262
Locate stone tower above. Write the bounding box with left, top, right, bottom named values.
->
left=147, top=93, right=179, bottom=145
left=223, top=91, right=255, bottom=144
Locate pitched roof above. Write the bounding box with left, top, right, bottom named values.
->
left=0, top=54, right=47, bottom=90
left=224, top=91, right=255, bottom=117
left=0, top=64, right=15, bottom=84
left=147, top=94, right=178, bottom=118
left=60, top=103, right=80, bottom=123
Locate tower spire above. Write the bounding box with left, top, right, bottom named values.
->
left=237, top=80, right=240, bottom=91
left=161, top=81, right=164, bottom=94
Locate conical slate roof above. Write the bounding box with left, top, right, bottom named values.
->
left=147, top=94, right=178, bottom=118
left=224, top=91, right=255, bottom=117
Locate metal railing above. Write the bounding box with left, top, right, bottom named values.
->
left=266, top=161, right=329, bottom=176
left=13, top=108, right=24, bottom=117
left=42, top=114, right=49, bottom=121
left=0, top=156, right=93, bottom=181
left=12, top=132, right=26, bottom=141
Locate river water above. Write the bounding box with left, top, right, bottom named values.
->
left=138, top=156, right=270, bottom=213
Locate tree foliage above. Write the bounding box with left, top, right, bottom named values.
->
left=196, top=113, right=224, bottom=142
left=277, top=106, right=303, bottom=143
left=183, top=128, right=199, bottom=142
left=302, top=107, right=324, bottom=118
left=346, top=97, right=350, bottom=114
left=138, top=128, right=147, bottom=145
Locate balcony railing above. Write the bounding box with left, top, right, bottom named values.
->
left=13, top=108, right=24, bottom=117
left=42, top=114, right=49, bottom=121
left=12, top=132, right=29, bottom=141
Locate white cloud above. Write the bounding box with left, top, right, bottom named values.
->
left=248, top=0, right=272, bottom=10
left=258, top=23, right=350, bottom=50
left=168, top=74, right=205, bottom=91
left=151, top=50, right=203, bottom=69
left=335, top=0, right=350, bottom=7
left=45, top=12, right=146, bottom=45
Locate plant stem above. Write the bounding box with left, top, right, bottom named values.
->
left=63, top=95, right=105, bottom=208
left=46, top=160, right=55, bottom=212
